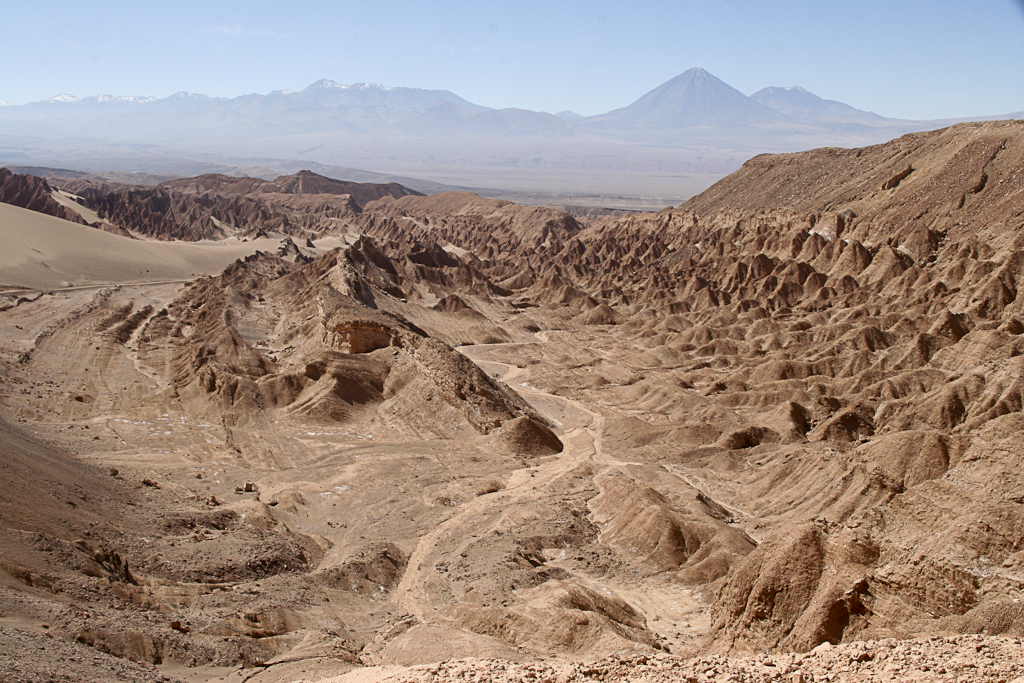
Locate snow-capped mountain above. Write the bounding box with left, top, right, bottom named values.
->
left=168, top=92, right=219, bottom=101
left=0, top=71, right=1012, bottom=187
left=80, top=94, right=158, bottom=104
left=295, top=79, right=484, bottom=112
left=304, top=79, right=394, bottom=92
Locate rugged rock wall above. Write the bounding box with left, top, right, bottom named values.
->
left=0, top=167, right=89, bottom=225
left=48, top=170, right=424, bottom=241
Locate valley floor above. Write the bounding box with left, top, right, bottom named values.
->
left=2, top=278, right=1024, bottom=683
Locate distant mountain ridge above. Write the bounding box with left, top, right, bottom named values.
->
left=5, top=70, right=1015, bottom=136
left=1, top=70, right=1020, bottom=197
left=584, top=68, right=792, bottom=129
left=15, top=79, right=486, bottom=115
left=0, top=71, right=878, bottom=124
left=750, top=85, right=888, bottom=124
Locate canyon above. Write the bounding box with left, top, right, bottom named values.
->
left=1, top=119, right=1024, bottom=682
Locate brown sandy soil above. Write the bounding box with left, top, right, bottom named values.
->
left=325, top=635, right=1024, bottom=683
left=0, top=202, right=290, bottom=291
left=2, top=120, right=1024, bottom=681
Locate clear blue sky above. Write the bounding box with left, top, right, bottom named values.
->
left=2, top=0, right=1023, bottom=119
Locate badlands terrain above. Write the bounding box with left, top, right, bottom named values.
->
left=2, top=120, right=1024, bottom=682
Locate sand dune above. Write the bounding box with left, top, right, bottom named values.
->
left=0, top=201, right=282, bottom=291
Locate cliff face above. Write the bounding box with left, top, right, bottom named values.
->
left=162, top=169, right=423, bottom=207
left=681, top=120, right=1024, bottom=260
left=358, top=191, right=582, bottom=286
left=82, top=185, right=362, bottom=241
left=54, top=170, right=584, bottom=264
left=38, top=170, right=425, bottom=242
left=0, top=167, right=90, bottom=225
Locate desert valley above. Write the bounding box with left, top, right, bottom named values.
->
left=1, top=115, right=1024, bottom=683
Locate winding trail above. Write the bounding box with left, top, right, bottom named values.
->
left=0, top=278, right=194, bottom=296
left=392, top=337, right=727, bottom=634
left=392, top=344, right=603, bottom=623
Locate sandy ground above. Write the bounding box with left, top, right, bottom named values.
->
left=3, top=276, right=1021, bottom=682
left=0, top=202, right=284, bottom=291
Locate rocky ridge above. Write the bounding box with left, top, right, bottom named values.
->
left=0, top=167, right=91, bottom=226
left=32, top=170, right=423, bottom=242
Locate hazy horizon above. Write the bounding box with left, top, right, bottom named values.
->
left=3, top=0, right=1023, bottom=120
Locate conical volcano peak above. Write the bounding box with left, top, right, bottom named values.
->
left=583, top=67, right=789, bottom=129
left=656, top=67, right=730, bottom=90
left=680, top=67, right=714, bottom=78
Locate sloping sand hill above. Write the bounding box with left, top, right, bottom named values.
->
left=0, top=201, right=284, bottom=290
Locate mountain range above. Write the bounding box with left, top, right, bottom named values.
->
left=0, top=69, right=917, bottom=134
left=1, top=68, right=1020, bottom=201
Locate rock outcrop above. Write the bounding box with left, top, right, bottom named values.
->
left=0, top=167, right=90, bottom=225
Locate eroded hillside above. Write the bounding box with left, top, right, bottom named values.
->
left=2, top=120, right=1024, bottom=682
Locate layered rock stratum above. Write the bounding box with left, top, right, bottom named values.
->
left=1, top=119, right=1024, bottom=682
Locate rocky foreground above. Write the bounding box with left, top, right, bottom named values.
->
left=4, top=626, right=1021, bottom=683
left=366, top=635, right=1024, bottom=683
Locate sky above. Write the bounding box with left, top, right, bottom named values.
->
left=2, top=0, right=1023, bottom=120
